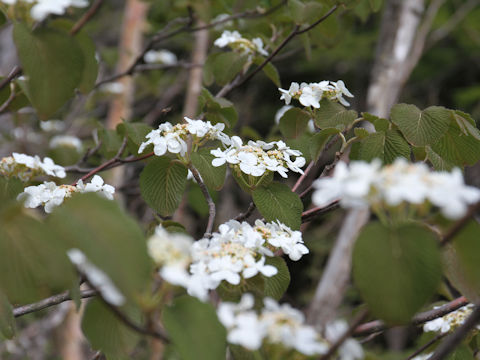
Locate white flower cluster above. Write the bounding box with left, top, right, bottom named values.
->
left=0, top=153, right=66, bottom=181
left=147, top=220, right=308, bottom=301
left=144, top=49, right=177, bottom=65
left=214, top=30, right=268, bottom=57
left=49, top=135, right=83, bottom=153
left=17, top=175, right=114, bottom=213
left=312, top=158, right=480, bottom=219
left=218, top=294, right=364, bottom=359
left=138, top=118, right=230, bottom=157
left=40, top=120, right=66, bottom=132
left=0, top=0, right=88, bottom=21
left=67, top=249, right=125, bottom=306
left=423, top=304, right=479, bottom=334
left=211, top=136, right=305, bottom=178
left=279, top=80, right=354, bottom=108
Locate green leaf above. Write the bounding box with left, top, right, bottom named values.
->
left=362, top=112, right=389, bottom=131
left=48, top=194, right=152, bottom=303
left=449, top=221, right=480, bottom=303
left=139, top=157, right=188, bottom=216
left=425, top=146, right=455, bottom=171
left=252, top=182, right=303, bottom=230
left=13, top=23, right=85, bottom=118
left=264, top=257, right=290, bottom=300
left=369, top=0, right=383, bottom=12
left=353, top=222, right=442, bottom=324
left=446, top=344, right=474, bottom=360
left=350, top=130, right=410, bottom=164
left=286, top=132, right=313, bottom=162
left=116, top=122, right=153, bottom=154
left=0, top=212, right=76, bottom=303
left=390, top=104, right=451, bottom=147
left=82, top=299, right=140, bottom=359
left=200, top=88, right=237, bottom=128
left=252, top=57, right=281, bottom=87
left=451, top=110, right=480, bottom=140
left=99, top=127, right=123, bottom=158
left=309, top=127, right=340, bottom=162
left=191, top=148, right=226, bottom=190
left=76, top=31, right=99, bottom=94
left=288, top=0, right=325, bottom=25
left=429, top=121, right=480, bottom=167
left=0, top=11, right=6, bottom=28
left=314, top=99, right=358, bottom=130
left=279, top=107, right=311, bottom=139
left=163, top=296, right=227, bottom=360
left=0, top=291, right=15, bottom=339
left=210, top=52, right=248, bottom=86
left=0, top=176, right=23, bottom=205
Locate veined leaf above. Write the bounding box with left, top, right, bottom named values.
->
left=139, top=157, right=188, bottom=216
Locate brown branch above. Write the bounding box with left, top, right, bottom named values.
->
left=71, top=137, right=128, bottom=186
left=215, top=5, right=338, bottom=98
left=95, top=2, right=286, bottom=89
left=13, top=289, right=97, bottom=317
left=440, top=201, right=480, bottom=247
left=429, top=305, right=480, bottom=360
left=0, top=87, right=16, bottom=114
left=354, top=296, right=469, bottom=336
left=234, top=202, right=256, bottom=222
left=320, top=309, right=369, bottom=360
left=188, top=164, right=215, bottom=237
left=0, top=66, right=21, bottom=92
left=301, top=201, right=339, bottom=223
left=70, top=0, right=104, bottom=35
left=405, top=333, right=447, bottom=360
left=292, top=161, right=314, bottom=192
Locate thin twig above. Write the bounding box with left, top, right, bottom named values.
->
left=354, top=296, right=469, bottom=336
left=429, top=305, right=480, bottom=360
left=188, top=164, right=215, bottom=237
left=72, top=137, right=128, bottom=186
left=301, top=201, right=339, bottom=223
left=70, top=0, right=104, bottom=35
left=320, top=309, right=369, bottom=360
left=405, top=333, right=447, bottom=360
left=215, top=5, right=339, bottom=98
left=440, top=201, right=480, bottom=247
left=0, top=87, right=16, bottom=114
left=0, top=66, right=21, bottom=92
left=13, top=289, right=97, bottom=317
left=292, top=161, right=314, bottom=193
left=234, top=202, right=256, bottom=221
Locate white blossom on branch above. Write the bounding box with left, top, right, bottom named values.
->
left=279, top=80, right=354, bottom=108
left=312, top=158, right=480, bottom=219
left=1, top=152, right=66, bottom=181
left=214, top=30, right=268, bottom=57
left=17, top=175, right=115, bottom=213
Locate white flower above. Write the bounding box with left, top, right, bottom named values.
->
left=313, top=158, right=480, bottom=219
left=29, top=0, right=88, bottom=21
left=328, top=80, right=354, bottom=106
left=76, top=175, right=115, bottom=200
left=279, top=82, right=299, bottom=105
left=144, top=49, right=177, bottom=65
left=40, top=120, right=65, bottom=132
left=214, top=30, right=268, bottom=57
left=299, top=85, right=320, bottom=108
left=423, top=304, right=479, bottom=334
left=325, top=320, right=364, bottom=360
left=139, top=119, right=229, bottom=157
left=217, top=294, right=266, bottom=350
left=211, top=138, right=305, bottom=179
left=17, top=176, right=115, bottom=213
left=278, top=80, right=354, bottom=108
left=1, top=153, right=65, bottom=181
left=67, top=249, right=125, bottom=306
left=49, top=135, right=83, bottom=153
